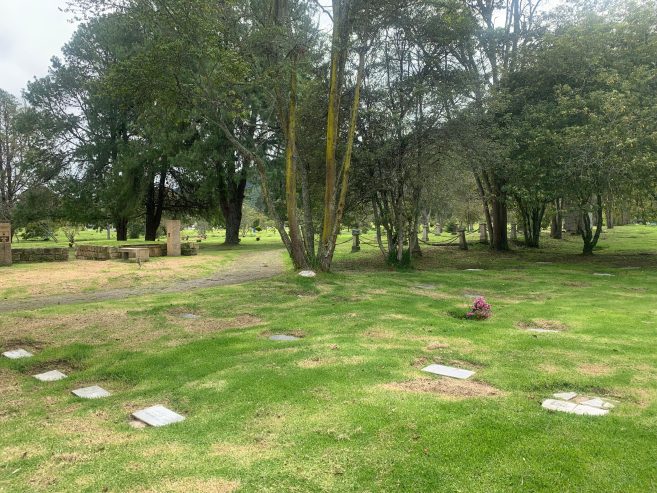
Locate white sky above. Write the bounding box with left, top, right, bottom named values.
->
left=0, top=0, right=78, bottom=98
left=1, top=0, right=565, bottom=100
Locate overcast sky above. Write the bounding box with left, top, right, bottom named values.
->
left=0, top=0, right=78, bottom=98
left=1, top=0, right=565, bottom=100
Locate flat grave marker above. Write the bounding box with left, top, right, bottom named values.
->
left=298, top=270, right=317, bottom=278
left=553, top=392, right=577, bottom=401
left=72, top=385, right=111, bottom=399
left=422, top=364, right=475, bottom=380
left=269, top=334, right=300, bottom=341
left=527, top=328, right=560, bottom=334
left=3, top=349, right=34, bottom=359
left=33, top=370, right=67, bottom=382
left=542, top=398, right=609, bottom=416
left=464, top=268, right=484, bottom=272
left=132, top=405, right=185, bottom=427
left=179, top=313, right=200, bottom=320
left=593, top=273, right=614, bottom=277
left=581, top=397, right=615, bottom=410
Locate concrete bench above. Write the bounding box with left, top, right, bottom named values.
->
left=118, top=247, right=150, bottom=263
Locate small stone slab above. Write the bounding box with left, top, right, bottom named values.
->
left=72, top=385, right=111, bottom=399
left=179, top=313, right=200, bottom=320
left=553, top=392, right=578, bottom=401
left=422, top=364, right=475, bottom=380
left=464, top=269, right=484, bottom=272
left=132, top=405, right=185, bottom=427
left=593, top=273, right=614, bottom=277
left=3, top=349, right=34, bottom=359
left=527, top=328, right=560, bottom=334
left=269, top=334, right=300, bottom=341
left=542, top=399, right=609, bottom=416
left=33, top=370, right=67, bottom=382
left=298, top=270, right=317, bottom=278
left=535, top=261, right=553, bottom=265
left=415, top=284, right=436, bottom=290
left=581, top=397, right=615, bottom=410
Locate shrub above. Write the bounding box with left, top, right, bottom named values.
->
left=466, top=297, right=492, bottom=320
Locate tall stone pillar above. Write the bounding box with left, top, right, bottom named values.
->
left=166, top=220, right=181, bottom=257
left=479, top=223, right=489, bottom=243
left=0, top=222, right=12, bottom=266
left=351, top=228, right=361, bottom=253
left=458, top=229, right=468, bottom=250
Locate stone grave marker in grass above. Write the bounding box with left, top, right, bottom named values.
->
left=33, top=370, right=67, bottom=382
left=269, top=334, right=300, bottom=341
left=593, top=273, right=615, bottom=277
left=179, top=313, right=200, bottom=320
left=553, top=392, right=577, bottom=401
left=298, top=270, right=316, bottom=278
left=464, top=269, right=484, bottom=272
left=542, top=399, right=609, bottom=416
left=72, top=386, right=111, bottom=399
left=3, top=349, right=34, bottom=359
left=422, top=364, right=475, bottom=380
left=132, top=405, right=185, bottom=427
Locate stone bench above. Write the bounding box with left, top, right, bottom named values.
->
left=118, top=247, right=150, bottom=263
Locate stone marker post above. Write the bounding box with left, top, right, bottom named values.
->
left=434, top=223, right=442, bottom=235
left=458, top=229, right=468, bottom=250
left=479, top=223, right=488, bottom=243
left=351, top=229, right=361, bottom=253
left=0, top=222, right=11, bottom=266
left=166, top=220, right=181, bottom=257
left=510, top=223, right=517, bottom=241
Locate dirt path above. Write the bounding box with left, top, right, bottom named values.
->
left=0, top=249, right=286, bottom=312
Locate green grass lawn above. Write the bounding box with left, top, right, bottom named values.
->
left=1, top=226, right=657, bottom=492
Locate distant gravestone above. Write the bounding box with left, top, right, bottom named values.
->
left=166, top=220, right=181, bottom=257
left=479, top=223, right=488, bottom=243
left=593, top=273, right=614, bottom=277
left=33, top=370, right=67, bottom=382
left=458, top=229, right=468, bottom=250
left=465, top=268, right=484, bottom=272
left=2, top=349, right=33, bottom=359
left=269, top=334, right=300, bottom=341
left=0, top=222, right=11, bottom=266
left=298, top=270, right=316, bottom=278
left=132, top=405, right=185, bottom=427
left=422, top=364, right=475, bottom=380
left=180, top=313, right=200, bottom=320
left=72, top=385, right=111, bottom=399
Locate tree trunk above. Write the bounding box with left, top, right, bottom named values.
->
left=581, top=194, right=604, bottom=255
left=490, top=196, right=509, bottom=251
left=145, top=168, right=166, bottom=241
left=521, top=203, right=546, bottom=248
left=223, top=204, right=243, bottom=245
left=550, top=199, right=563, bottom=239
left=115, top=218, right=128, bottom=242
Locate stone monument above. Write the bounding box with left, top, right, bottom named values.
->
left=0, top=222, right=11, bottom=266
left=166, top=220, right=181, bottom=257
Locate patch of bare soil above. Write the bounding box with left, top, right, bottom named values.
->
left=517, top=319, right=568, bottom=331
left=18, top=358, right=84, bottom=376
left=382, top=377, right=504, bottom=399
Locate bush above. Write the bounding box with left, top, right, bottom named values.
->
left=466, top=297, right=492, bottom=320
left=445, top=221, right=459, bottom=234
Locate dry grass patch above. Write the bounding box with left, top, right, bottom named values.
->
left=409, top=288, right=453, bottom=300
left=178, top=314, right=264, bottom=335
left=296, top=355, right=366, bottom=369
left=578, top=363, right=613, bottom=376
left=426, top=342, right=450, bottom=350
left=211, top=440, right=277, bottom=466
left=517, top=319, right=568, bottom=331
left=0, top=309, right=165, bottom=348
left=138, top=478, right=240, bottom=493
left=47, top=409, right=141, bottom=447
left=381, top=377, right=505, bottom=399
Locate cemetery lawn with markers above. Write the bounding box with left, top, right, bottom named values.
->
left=1, top=225, right=657, bottom=492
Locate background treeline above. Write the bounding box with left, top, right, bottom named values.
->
left=1, top=0, right=655, bottom=267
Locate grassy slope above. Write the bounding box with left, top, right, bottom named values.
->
left=1, top=225, right=657, bottom=492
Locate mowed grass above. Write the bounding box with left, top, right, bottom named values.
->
left=1, top=226, right=657, bottom=492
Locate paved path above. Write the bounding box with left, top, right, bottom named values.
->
left=0, top=249, right=285, bottom=312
